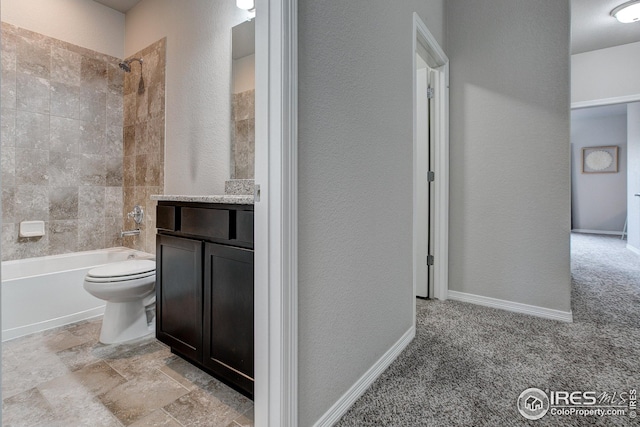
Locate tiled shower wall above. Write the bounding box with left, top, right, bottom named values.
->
left=232, top=89, right=255, bottom=179
left=121, top=39, right=166, bottom=255
left=0, top=24, right=165, bottom=260
left=1, top=23, right=124, bottom=261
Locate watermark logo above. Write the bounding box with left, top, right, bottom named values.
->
left=517, top=388, right=636, bottom=420
left=517, top=388, right=549, bottom=420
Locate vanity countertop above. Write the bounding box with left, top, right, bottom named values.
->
left=150, top=194, right=254, bottom=205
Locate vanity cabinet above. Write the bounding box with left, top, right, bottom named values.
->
left=155, top=202, right=254, bottom=397
left=203, top=243, right=254, bottom=394
left=156, top=235, right=203, bottom=361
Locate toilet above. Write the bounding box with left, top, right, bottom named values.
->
left=83, top=259, right=156, bottom=344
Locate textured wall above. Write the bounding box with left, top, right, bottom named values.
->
left=572, top=42, right=640, bottom=105
left=571, top=113, right=627, bottom=233
left=125, top=0, right=252, bottom=195
left=1, top=0, right=125, bottom=59
left=447, top=0, right=571, bottom=311
left=1, top=23, right=124, bottom=261
left=121, top=39, right=166, bottom=255
left=628, top=103, right=640, bottom=251
left=297, top=1, right=445, bottom=424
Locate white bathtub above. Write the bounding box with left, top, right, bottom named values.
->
left=2, top=247, right=155, bottom=341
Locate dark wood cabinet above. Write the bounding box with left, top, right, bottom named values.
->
left=203, top=243, right=254, bottom=394
left=156, top=235, right=203, bottom=361
left=155, top=202, right=254, bottom=397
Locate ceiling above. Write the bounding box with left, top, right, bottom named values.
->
left=91, top=0, right=638, bottom=54
left=93, top=0, right=141, bottom=13
left=571, top=0, right=640, bottom=54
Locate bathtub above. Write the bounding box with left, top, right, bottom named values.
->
left=2, top=247, right=155, bottom=342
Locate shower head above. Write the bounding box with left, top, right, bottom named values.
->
left=118, top=57, right=143, bottom=73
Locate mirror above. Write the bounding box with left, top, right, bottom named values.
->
left=231, top=19, right=255, bottom=179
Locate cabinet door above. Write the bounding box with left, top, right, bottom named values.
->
left=203, top=243, right=254, bottom=396
left=156, top=234, right=203, bottom=362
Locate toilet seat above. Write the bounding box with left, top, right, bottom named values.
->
left=85, top=271, right=155, bottom=283
left=86, top=260, right=155, bottom=283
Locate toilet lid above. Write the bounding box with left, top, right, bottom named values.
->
left=87, top=260, right=156, bottom=279
left=84, top=270, right=155, bottom=283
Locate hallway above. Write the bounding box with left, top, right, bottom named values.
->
left=336, top=234, right=640, bottom=426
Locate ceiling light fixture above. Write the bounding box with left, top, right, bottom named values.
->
left=236, top=0, right=255, bottom=11
left=611, top=0, right=640, bottom=23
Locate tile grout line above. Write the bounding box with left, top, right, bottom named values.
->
left=161, top=407, right=186, bottom=427
left=155, top=366, right=193, bottom=392
left=103, top=358, right=130, bottom=381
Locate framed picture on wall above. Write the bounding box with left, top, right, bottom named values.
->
left=582, top=146, right=619, bottom=174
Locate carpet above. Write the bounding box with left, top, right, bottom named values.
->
left=335, top=233, right=640, bottom=426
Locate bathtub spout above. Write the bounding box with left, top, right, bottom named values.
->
left=121, top=229, right=141, bottom=238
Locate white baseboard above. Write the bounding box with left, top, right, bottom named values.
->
left=313, top=327, right=415, bottom=427
left=448, top=291, right=573, bottom=323
left=572, top=229, right=624, bottom=236
left=627, top=244, right=640, bottom=256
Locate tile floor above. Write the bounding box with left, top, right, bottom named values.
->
left=2, top=318, right=254, bottom=427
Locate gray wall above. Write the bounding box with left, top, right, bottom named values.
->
left=571, top=113, right=627, bottom=233
left=628, top=102, right=640, bottom=251
left=297, top=1, right=444, bottom=424
left=446, top=0, right=571, bottom=311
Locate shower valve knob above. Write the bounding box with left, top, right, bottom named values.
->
left=128, top=205, right=144, bottom=225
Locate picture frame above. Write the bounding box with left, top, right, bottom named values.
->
left=582, top=146, right=619, bottom=174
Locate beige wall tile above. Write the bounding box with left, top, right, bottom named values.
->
left=1, top=26, right=165, bottom=258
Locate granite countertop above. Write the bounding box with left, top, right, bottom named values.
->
left=150, top=195, right=254, bottom=205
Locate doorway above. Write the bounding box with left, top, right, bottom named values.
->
left=415, top=56, right=435, bottom=298
left=412, top=13, right=449, bottom=305
left=570, top=104, right=628, bottom=240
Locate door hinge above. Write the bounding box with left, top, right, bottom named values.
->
left=254, top=184, right=261, bottom=202
left=427, top=255, right=434, bottom=266
left=427, top=171, right=435, bottom=182
left=427, top=86, right=435, bottom=99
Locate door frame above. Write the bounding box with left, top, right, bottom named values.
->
left=412, top=13, right=449, bottom=309
left=254, top=0, right=298, bottom=426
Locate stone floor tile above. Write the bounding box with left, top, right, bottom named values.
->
left=66, top=317, right=103, bottom=340
left=159, top=356, right=216, bottom=391
left=1, top=318, right=252, bottom=427
left=232, top=406, right=255, bottom=427
left=201, top=379, right=253, bottom=413
left=37, top=362, right=125, bottom=427
left=98, top=370, right=190, bottom=425
left=128, top=409, right=184, bottom=427
left=43, top=329, right=92, bottom=352
left=39, top=360, right=127, bottom=398
left=2, top=345, right=70, bottom=399
left=56, top=340, right=114, bottom=371
left=105, top=340, right=173, bottom=380
left=163, top=389, right=243, bottom=427
left=2, top=387, right=59, bottom=427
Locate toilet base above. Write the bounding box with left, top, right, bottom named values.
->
left=100, top=300, right=151, bottom=344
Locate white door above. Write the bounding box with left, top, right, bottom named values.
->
left=415, top=54, right=435, bottom=298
